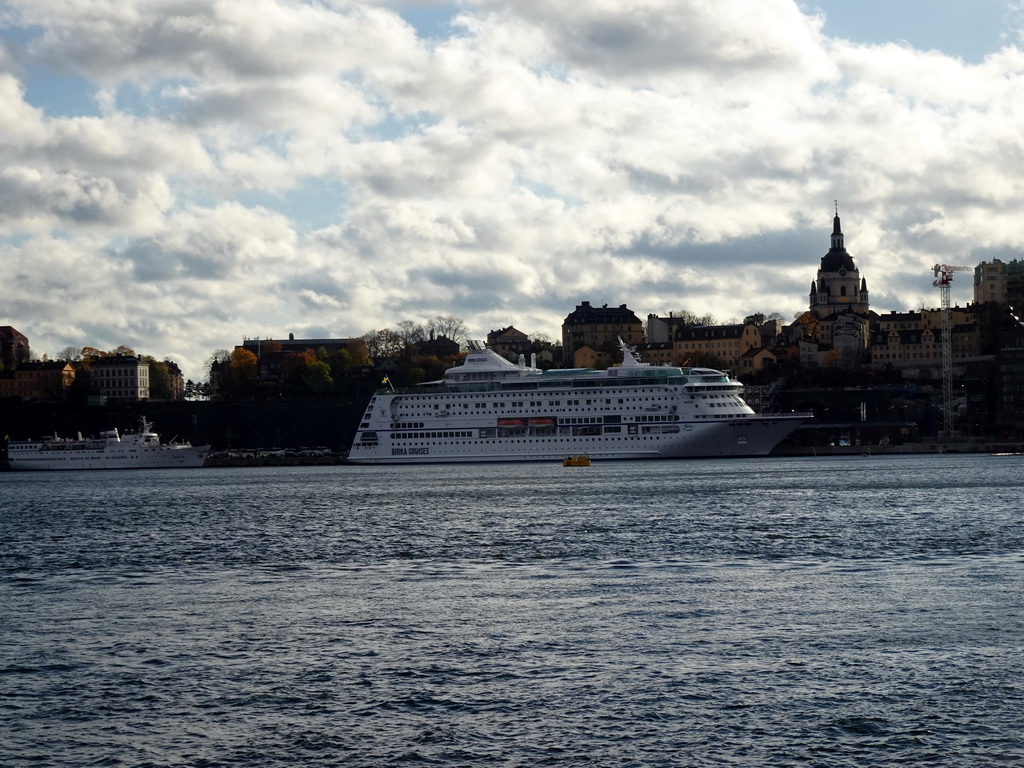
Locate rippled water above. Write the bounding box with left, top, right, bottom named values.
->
left=2, top=455, right=1023, bottom=766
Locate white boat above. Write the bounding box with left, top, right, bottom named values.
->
left=3, top=418, right=210, bottom=471
left=347, top=339, right=810, bottom=464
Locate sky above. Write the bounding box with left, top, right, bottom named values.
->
left=3, top=0, right=1024, bottom=382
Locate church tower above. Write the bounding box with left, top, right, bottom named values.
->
left=809, top=204, right=869, bottom=318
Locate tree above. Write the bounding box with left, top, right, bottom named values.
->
left=395, top=319, right=426, bottom=347
left=346, top=339, right=372, bottom=367
left=142, top=356, right=173, bottom=399
left=81, top=346, right=107, bottom=362
left=793, top=311, right=819, bottom=340
left=744, top=311, right=784, bottom=326
left=362, top=329, right=404, bottom=360
left=57, top=346, right=83, bottom=362
left=670, top=310, right=717, bottom=326
left=230, top=347, right=258, bottom=381
left=427, top=315, right=468, bottom=345
left=303, top=359, right=334, bottom=394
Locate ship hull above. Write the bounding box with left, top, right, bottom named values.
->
left=347, top=415, right=806, bottom=464
left=5, top=446, right=210, bottom=471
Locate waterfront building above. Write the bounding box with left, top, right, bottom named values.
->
left=869, top=308, right=988, bottom=377
left=241, top=334, right=355, bottom=357
left=996, top=317, right=1024, bottom=435
left=561, top=302, right=643, bottom=368
left=973, top=259, right=1024, bottom=309
left=645, top=314, right=692, bottom=344
left=414, top=333, right=460, bottom=359
left=1, top=326, right=30, bottom=370
left=671, top=324, right=763, bottom=371
left=90, top=355, right=150, bottom=400
left=163, top=360, right=185, bottom=401
left=0, top=361, right=75, bottom=400
left=486, top=326, right=531, bottom=360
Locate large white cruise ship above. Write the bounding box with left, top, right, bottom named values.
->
left=3, top=418, right=209, bottom=471
left=348, top=340, right=809, bottom=464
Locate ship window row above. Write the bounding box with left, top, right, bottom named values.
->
left=390, top=425, right=696, bottom=444
left=392, top=432, right=692, bottom=447
left=405, top=395, right=674, bottom=410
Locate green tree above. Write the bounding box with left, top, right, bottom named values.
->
left=304, top=359, right=334, bottom=394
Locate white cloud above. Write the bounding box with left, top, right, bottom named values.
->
left=2, top=0, right=1022, bottom=380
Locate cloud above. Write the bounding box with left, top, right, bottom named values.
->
left=473, top=0, right=832, bottom=85
left=2, top=0, right=1020, bottom=380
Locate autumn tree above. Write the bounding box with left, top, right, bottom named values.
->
left=793, top=311, right=819, bottom=340
left=283, top=350, right=316, bottom=386
left=346, top=339, right=372, bottom=367
left=230, top=347, right=258, bottom=383
left=81, top=346, right=107, bottom=363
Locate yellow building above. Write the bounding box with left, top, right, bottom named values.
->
left=870, top=309, right=985, bottom=374
left=665, top=323, right=763, bottom=372
left=0, top=361, right=76, bottom=400
left=973, top=259, right=1024, bottom=308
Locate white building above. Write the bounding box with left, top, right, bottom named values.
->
left=91, top=355, right=150, bottom=400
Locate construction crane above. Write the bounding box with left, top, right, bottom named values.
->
left=932, top=263, right=972, bottom=437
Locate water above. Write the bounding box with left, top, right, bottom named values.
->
left=2, top=455, right=1023, bottom=766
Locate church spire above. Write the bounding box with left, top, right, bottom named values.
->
left=831, top=201, right=844, bottom=251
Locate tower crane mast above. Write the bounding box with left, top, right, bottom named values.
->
left=932, top=264, right=972, bottom=437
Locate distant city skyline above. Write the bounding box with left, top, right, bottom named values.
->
left=3, top=1, right=1021, bottom=381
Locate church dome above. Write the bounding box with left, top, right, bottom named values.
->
left=820, top=213, right=856, bottom=273
left=820, top=250, right=856, bottom=273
